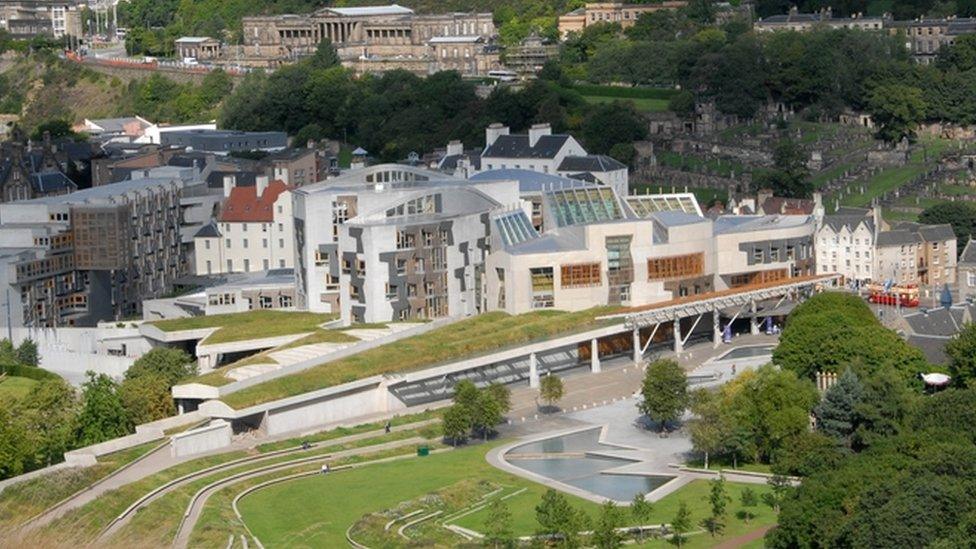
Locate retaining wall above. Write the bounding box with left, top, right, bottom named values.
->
left=170, top=420, right=232, bottom=458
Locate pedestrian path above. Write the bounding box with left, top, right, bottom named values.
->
left=224, top=323, right=423, bottom=382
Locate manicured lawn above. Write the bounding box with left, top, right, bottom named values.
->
left=149, top=310, right=336, bottom=344
left=0, top=375, right=37, bottom=402
left=238, top=441, right=777, bottom=548
left=220, top=307, right=624, bottom=409
left=581, top=94, right=670, bottom=112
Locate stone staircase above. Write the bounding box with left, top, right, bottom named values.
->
left=224, top=323, right=423, bottom=382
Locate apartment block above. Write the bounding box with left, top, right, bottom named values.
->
left=0, top=175, right=187, bottom=327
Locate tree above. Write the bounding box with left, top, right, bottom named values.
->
left=75, top=372, right=132, bottom=447
left=580, top=101, right=648, bottom=155
left=702, top=476, right=731, bottom=537
left=486, top=382, right=512, bottom=415
left=639, top=359, right=688, bottom=432
left=867, top=83, right=926, bottom=143
left=688, top=388, right=726, bottom=469
left=738, top=487, right=758, bottom=524
left=814, top=368, right=863, bottom=447
left=535, top=488, right=587, bottom=548
left=483, top=498, right=514, bottom=548
left=125, top=347, right=196, bottom=387
left=753, top=138, right=811, bottom=199
left=631, top=493, right=654, bottom=542
left=592, top=500, right=623, bottom=549
left=16, top=338, right=38, bottom=366
left=119, top=374, right=176, bottom=425
left=762, top=474, right=792, bottom=513
left=16, top=378, right=77, bottom=467
left=853, top=368, right=917, bottom=450
left=308, top=38, right=340, bottom=70
left=0, top=408, right=33, bottom=479
left=442, top=404, right=471, bottom=447
left=30, top=119, right=76, bottom=141
left=539, top=374, right=564, bottom=411
left=918, top=202, right=976, bottom=256
left=453, top=379, right=480, bottom=410
left=669, top=501, right=692, bottom=547
left=472, top=390, right=503, bottom=441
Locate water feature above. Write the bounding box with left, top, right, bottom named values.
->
left=506, top=428, right=675, bottom=502
left=716, top=345, right=774, bottom=361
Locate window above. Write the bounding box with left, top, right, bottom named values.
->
left=204, top=240, right=211, bottom=250
left=771, top=248, right=781, bottom=262
left=262, top=239, right=268, bottom=248
left=753, top=249, right=764, bottom=262
left=396, top=258, right=407, bottom=275
left=226, top=239, right=232, bottom=249
left=206, top=260, right=212, bottom=274
left=786, top=245, right=795, bottom=260
left=227, top=259, right=233, bottom=271
left=423, top=230, right=433, bottom=246
left=244, top=259, right=250, bottom=271
left=278, top=223, right=284, bottom=231
left=396, top=230, right=416, bottom=249
left=242, top=223, right=248, bottom=232
left=496, top=268, right=506, bottom=309
left=263, top=259, right=269, bottom=270
left=243, top=238, right=249, bottom=249
left=325, top=273, right=339, bottom=291
left=385, top=283, right=398, bottom=299
left=561, top=263, right=601, bottom=288
left=279, top=238, right=285, bottom=248
left=279, top=259, right=285, bottom=268
left=646, top=253, right=704, bottom=281
left=530, top=267, right=555, bottom=308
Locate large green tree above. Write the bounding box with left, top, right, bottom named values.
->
left=946, top=322, right=976, bottom=387
left=119, top=374, right=176, bottom=425
left=867, top=83, right=927, bottom=143
left=638, top=359, right=688, bottom=432
left=74, top=372, right=133, bottom=447
left=814, top=368, right=863, bottom=448
left=126, top=347, right=196, bottom=387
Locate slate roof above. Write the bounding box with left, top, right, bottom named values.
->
left=194, top=221, right=221, bottom=238
left=220, top=180, right=291, bottom=223
left=960, top=239, right=976, bottom=265
left=482, top=134, right=571, bottom=159
left=917, top=224, right=956, bottom=242
left=30, top=172, right=77, bottom=194
left=822, top=214, right=873, bottom=234
left=876, top=230, right=922, bottom=247
left=557, top=154, right=626, bottom=173
left=834, top=206, right=871, bottom=216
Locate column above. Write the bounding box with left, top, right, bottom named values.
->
left=529, top=352, right=539, bottom=388
left=713, top=308, right=721, bottom=348
left=590, top=338, right=601, bottom=373
left=632, top=328, right=641, bottom=365
left=750, top=299, right=759, bottom=335
left=673, top=318, right=683, bottom=354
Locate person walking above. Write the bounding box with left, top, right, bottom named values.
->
left=731, top=363, right=737, bottom=376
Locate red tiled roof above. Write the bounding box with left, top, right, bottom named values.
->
left=219, top=180, right=291, bottom=223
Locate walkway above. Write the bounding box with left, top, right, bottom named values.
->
left=714, top=525, right=774, bottom=549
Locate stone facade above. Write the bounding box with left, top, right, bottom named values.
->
left=558, top=2, right=688, bottom=38
left=238, top=5, right=500, bottom=75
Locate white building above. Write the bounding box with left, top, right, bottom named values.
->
left=444, top=123, right=629, bottom=196
left=193, top=176, right=296, bottom=275
left=293, top=164, right=520, bottom=324
left=815, top=208, right=878, bottom=284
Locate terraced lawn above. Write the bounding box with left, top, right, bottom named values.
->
left=239, top=441, right=777, bottom=548
left=150, top=310, right=337, bottom=344
left=219, top=307, right=624, bottom=409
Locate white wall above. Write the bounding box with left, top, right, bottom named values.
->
left=264, top=384, right=403, bottom=436
left=170, top=420, right=232, bottom=458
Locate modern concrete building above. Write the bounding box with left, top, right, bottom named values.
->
left=193, top=177, right=296, bottom=275
left=0, top=172, right=189, bottom=327
left=143, top=268, right=297, bottom=320
left=293, top=164, right=520, bottom=323
left=485, top=185, right=817, bottom=315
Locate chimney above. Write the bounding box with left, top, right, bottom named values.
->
left=485, top=123, right=509, bottom=148
left=528, top=123, right=551, bottom=147
left=256, top=175, right=269, bottom=198
left=446, top=139, right=464, bottom=157
left=813, top=192, right=825, bottom=228
left=222, top=174, right=235, bottom=197
left=871, top=202, right=882, bottom=240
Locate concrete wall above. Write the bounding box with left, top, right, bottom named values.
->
left=170, top=420, right=232, bottom=458
left=6, top=326, right=152, bottom=383
left=264, top=383, right=404, bottom=436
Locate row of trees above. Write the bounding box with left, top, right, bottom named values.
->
left=219, top=40, right=647, bottom=163
left=0, top=347, right=195, bottom=479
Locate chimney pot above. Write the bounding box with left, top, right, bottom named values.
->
left=256, top=175, right=269, bottom=197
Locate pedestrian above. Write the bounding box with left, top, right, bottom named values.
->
left=301, top=440, right=310, bottom=450
left=385, top=421, right=391, bottom=434
left=731, top=363, right=737, bottom=376
left=321, top=463, right=329, bottom=475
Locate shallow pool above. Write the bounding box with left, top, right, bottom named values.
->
left=506, top=429, right=676, bottom=502
left=716, top=345, right=774, bottom=361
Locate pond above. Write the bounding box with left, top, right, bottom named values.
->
left=716, top=345, right=774, bottom=361
left=506, top=428, right=675, bottom=502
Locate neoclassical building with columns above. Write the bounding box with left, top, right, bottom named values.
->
left=239, top=4, right=500, bottom=75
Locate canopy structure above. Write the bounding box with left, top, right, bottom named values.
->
left=920, top=372, right=951, bottom=387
